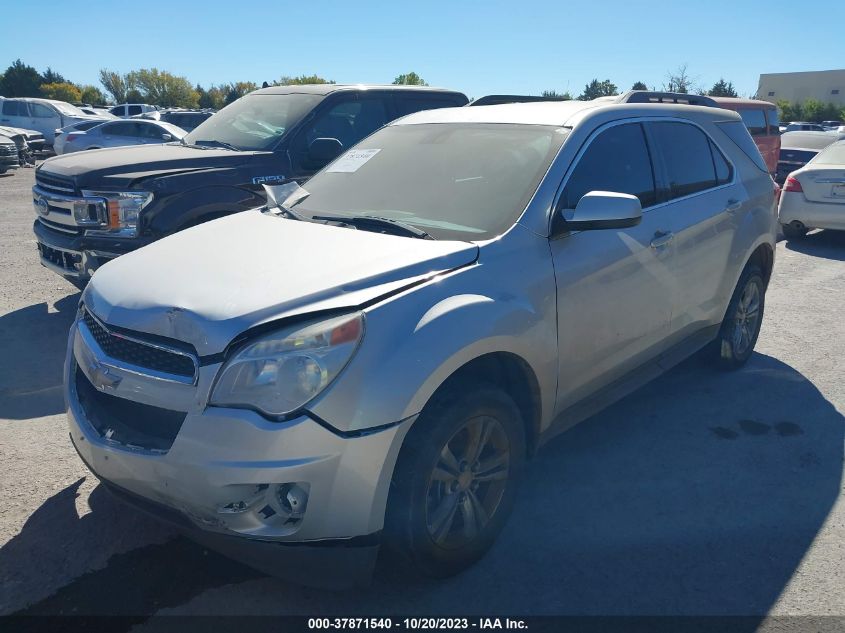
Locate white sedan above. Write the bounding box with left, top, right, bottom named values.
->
left=779, top=140, right=845, bottom=239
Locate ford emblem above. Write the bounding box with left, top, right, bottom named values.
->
left=34, top=195, right=49, bottom=217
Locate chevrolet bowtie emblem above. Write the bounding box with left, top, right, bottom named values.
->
left=88, top=360, right=122, bottom=391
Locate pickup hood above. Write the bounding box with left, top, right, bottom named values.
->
left=84, top=210, right=478, bottom=355
left=40, top=144, right=259, bottom=188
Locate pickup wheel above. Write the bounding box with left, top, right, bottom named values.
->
left=714, top=264, right=765, bottom=369
left=385, top=383, right=525, bottom=577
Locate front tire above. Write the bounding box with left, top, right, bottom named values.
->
left=386, top=382, right=526, bottom=577
left=714, top=264, right=765, bottom=369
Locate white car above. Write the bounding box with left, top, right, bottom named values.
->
left=53, top=120, right=111, bottom=155
left=779, top=140, right=845, bottom=239
left=109, top=103, right=158, bottom=118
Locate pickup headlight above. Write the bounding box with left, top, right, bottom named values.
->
left=81, top=190, right=153, bottom=237
left=210, top=312, right=364, bottom=418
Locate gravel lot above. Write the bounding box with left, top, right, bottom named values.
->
left=1, top=168, right=844, bottom=623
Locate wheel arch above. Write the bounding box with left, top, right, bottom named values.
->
left=413, top=351, right=543, bottom=457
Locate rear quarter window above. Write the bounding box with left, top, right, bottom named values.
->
left=716, top=121, right=769, bottom=173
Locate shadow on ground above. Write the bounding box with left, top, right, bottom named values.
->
left=0, top=294, right=79, bottom=419
left=784, top=229, right=845, bottom=261
left=6, top=352, right=843, bottom=624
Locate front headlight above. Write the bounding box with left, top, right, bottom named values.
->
left=81, top=190, right=153, bottom=237
left=209, top=312, right=364, bottom=418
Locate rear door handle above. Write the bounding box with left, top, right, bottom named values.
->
left=726, top=199, right=742, bottom=214
left=650, top=230, right=674, bottom=249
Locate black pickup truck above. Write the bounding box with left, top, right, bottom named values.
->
left=32, top=84, right=467, bottom=287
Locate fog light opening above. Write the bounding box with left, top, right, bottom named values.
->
left=277, top=482, right=309, bottom=525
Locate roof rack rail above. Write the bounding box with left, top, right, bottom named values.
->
left=615, top=90, right=718, bottom=108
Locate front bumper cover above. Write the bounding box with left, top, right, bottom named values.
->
left=65, top=320, right=414, bottom=586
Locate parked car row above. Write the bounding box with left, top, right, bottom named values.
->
left=0, top=97, right=105, bottom=148
left=775, top=129, right=845, bottom=184
left=27, top=84, right=781, bottom=587
left=778, top=139, right=845, bottom=239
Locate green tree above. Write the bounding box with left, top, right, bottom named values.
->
left=392, top=72, right=427, bottom=86
left=0, top=59, right=43, bottom=97
left=224, top=81, right=259, bottom=105
left=776, top=99, right=800, bottom=122
left=801, top=98, right=826, bottom=122
left=40, top=67, right=66, bottom=85
left=40, top=82, right=82, bottom=103
left=125, top=88, right=145, bottom=103
left=631, top=81, right=648, bottom=91
left=80, top=85, right=107, bottom=105
left=541, top=90, right=572, bottom=99
left=708, top=78, right=738, bottom=97
left=578, top=78, right=618, bottom=100
left=99, top=69, right=130, bottom=103
left=197, top=84, right=226, bottom=109
left=277, top=74, right=335, bottom=85
left=128, top=68, right=198, bottom=108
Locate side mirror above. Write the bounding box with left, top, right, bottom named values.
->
left=161, top=133, right=173, bottom=142
left=307, top=137, right=343, bottom=167
left=558, top=191, right=642, bottom=231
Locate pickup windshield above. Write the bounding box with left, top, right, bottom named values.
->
left=294, top=123, right=568, bottom=241
left=183, top=93, right=322, bottom=151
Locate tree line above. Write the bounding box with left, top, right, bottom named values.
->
left=0, top=59, right=428, bottom=109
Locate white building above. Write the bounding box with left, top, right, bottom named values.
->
left=757, top=69, right=845, bottom=106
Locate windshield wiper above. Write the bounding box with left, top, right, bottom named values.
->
left=186, top=139, right=240, bottom=151
left=312, top=215, right=433, bottom=240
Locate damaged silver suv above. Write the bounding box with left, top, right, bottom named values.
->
left=65, top=95, right=777, bottom=586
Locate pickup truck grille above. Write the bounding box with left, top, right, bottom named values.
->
left=83, top=309, right=198, bottom=380
left=0, top=144, right=16, bottom=157
left=35, top=171, right=77, bottom=195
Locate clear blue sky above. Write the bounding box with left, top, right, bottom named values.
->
left=3, top=0, right=843, bottom=99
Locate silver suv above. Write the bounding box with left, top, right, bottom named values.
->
left=64, top=95, right=777, bottom=586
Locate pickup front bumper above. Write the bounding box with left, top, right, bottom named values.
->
left=33, top=218, right=149, bottom=286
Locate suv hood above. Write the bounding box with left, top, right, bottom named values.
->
left=40, top=143, right=258, bottom=188
left=84, top=210, right=478, bottom=355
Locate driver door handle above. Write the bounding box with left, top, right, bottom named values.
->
left=726, top=199, right=742, bottom=214
left=650, top=230, right=674, bottom=249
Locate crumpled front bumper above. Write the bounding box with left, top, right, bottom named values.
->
left=64, top=317, right=414, bottom=587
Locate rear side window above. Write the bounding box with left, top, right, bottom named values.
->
left=109, top=106, right=124, bottom=117
left=76, top=120, right=103, bottom=132
left=717, top=121, right=769, bottom=173
left=560, top=122, right=656, bottom=209
left=127, top=105, right=143, bottom=116
left=650, top=121, right=720, bottom=199
left=711, top=140, right=732, bottom=185
left=2, top=100, right=26, bottom=116
left=739, top=109, right=767, bottom=136
left=765, top=108, right=779, bottom=135
left=102, top=121, right=137, bottom=136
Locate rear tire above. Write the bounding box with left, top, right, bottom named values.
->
left=713, top=264, right=765, bottom=369
left=385, top=382, right=526, bottom=577
left=782, top=221, right=807, bottom=240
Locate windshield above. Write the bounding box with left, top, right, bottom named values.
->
left=184, top=93, right=322, bottom=151
left=293, top=123, right=567, bottom=241
left=812, top=141, right=845, bottom=165
left=52, top=101, right=87, bottom=117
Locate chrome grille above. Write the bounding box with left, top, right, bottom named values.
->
left=82, top=309, right=197, bottom=380
left=0, top=145, right=16, bottom=157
